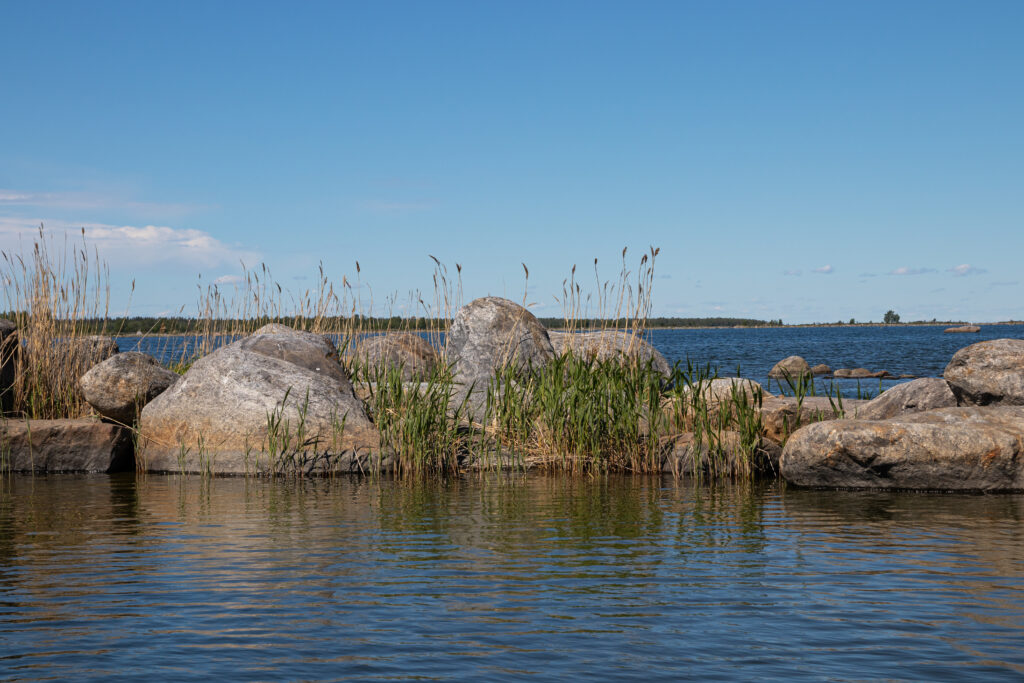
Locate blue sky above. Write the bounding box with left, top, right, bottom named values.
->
left=1, top=0, right=1021, bottom=323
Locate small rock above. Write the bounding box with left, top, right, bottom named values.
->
left=944, top=325, right=981, bottom=333
left=944, top=338, right=1024, bottom=406
left=549, top=330, right=672, bottom=376
left=811, top=364, right=832, bottom=376
left=834, top=368, right=874, bottom=379
left=349, top=332, right=440, bottom=381
left=854, top=378, right=957, bottom=421
left=0, top=418, right=133, bottom=473
left=769, top=355, right=811, bottom=379
left=79, top=352, right=180, bottom=425
left=781, top=406, right=1024, bottom=491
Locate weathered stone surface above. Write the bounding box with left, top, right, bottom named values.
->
left=759, top=396, right=868, bottom=444
left=139, top=325, right=380, bottom=474
left=446, top=297, right=553, bottom=420
left=549, top=330, right=672, bottom=376
left=661, top=431, right=778, bottom=476
left=811, top=364, right=832, bottom=376
left=0, top=319, right=17, bottom=413
left=944, top=338, right=1024, bottom=406
left=769, top=355, right=811, bottom=379
left=855, top=378, right=957, bottom=421
left=680, top=378, right=770, bottom=404
left=0, top=418, right=133, bottom=473
left=65, top=335, right=120, bottom=369
left=349, top=332, right=440, bottom=381
left=79, top=352, right=180, bottom=425
left=780, top=406, right=1024, bottom=491
left=944, top=325, right=980, bottom=333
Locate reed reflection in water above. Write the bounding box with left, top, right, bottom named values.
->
left=0, top=474, right=1022, bottom=680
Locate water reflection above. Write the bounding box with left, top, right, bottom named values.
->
left=0, top=474, right=1022, bottom=680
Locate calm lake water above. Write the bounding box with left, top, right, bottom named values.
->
left=1, top=474, right=1023, bottom=680
left=119, top=324, right=1024, bottom=397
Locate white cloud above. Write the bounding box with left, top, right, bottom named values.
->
left=948, top=264, right=986, bottom=277
left=812, top=265, right=834, bottom=274
left=0, top=188, right=199, bottom=216
left=0, top=217, right=259, bottom=269
left=213, top=274, right=245, bottom=285
left=889, top=266, right=936, bottom=276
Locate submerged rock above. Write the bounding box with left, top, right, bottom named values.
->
left=0, top=418, right=133, bottom=473
left=811, top=364, right=832, bottom=376
left=349, top=332, right=440, bottom=381
left=780, top=406, right=1024, bottom=491
left=139, top=325, right=380, bottom=474
left=944, top=338, right=1024, bottom=406
left=79, top=352, right=180, bottom=425
left=944, top=325, right=980, bottom=333
left=549, top=330, right=672, bottom=376
left=855, top=378, right=957, bottom=421
left=769, top=356, right=811, bottom=380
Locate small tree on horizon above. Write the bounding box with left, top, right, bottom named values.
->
left=883, top=310, right=900, bottom=324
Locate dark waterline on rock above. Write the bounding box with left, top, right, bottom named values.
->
left=118, top=324, right=1024, bottom=397
left=1, top=474, right=1022, bottom=680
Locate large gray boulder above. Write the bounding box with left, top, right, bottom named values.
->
left=139, top=325, right=381, bottom=474
left=79, top=352, right=179, bottom=425
left=781, top=406, right=1024, bottom=491
left=680, top=377, right=769, bottom=404
left=769, top=355, right=811, bottom=380
left=0, top=319, right=17, bottom=413
left=944, top=338, right=1024, bottom=406
left=549, top=330, right=672, bottom=377
left=855, top=378, right=957, bottom=421
left=0, top=418, right=133, bottom=473
left=445, top=297, right=553, bottom=420
left=349, top=332, right=440, bottom=381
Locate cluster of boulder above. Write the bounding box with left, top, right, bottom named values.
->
left=768, top=356, right=909, bottom=381
left=3, top=303, right=1023, bottom=491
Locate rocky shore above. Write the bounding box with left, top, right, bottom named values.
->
left=2, top=302, right=1023, bottom=491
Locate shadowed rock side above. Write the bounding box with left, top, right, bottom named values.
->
left=0, top=319, right=17, bottom=413
left=780, top=406, right=1024, bottom=491
left=0, top=419, right=133, bottom=473
left=139, top=326, right=382, bottom=475
left=769, top=355, right=811, bottom=379
left=855, top=378, right=957, bottom=421
left=350, top=332, right=440, bottom=381
left=548, top=330, right=672, bottom=377
left=944, top=338, right=1024, bottom=406
left=446, top=297, right=554, bottom=419
left=80, top=352, right=180, bottom=425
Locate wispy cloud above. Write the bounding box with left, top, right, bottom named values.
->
left=889, top=266, right=936, bottom=276
left=213, top=274, right=244, bottom=285
left=0, top=188, right=201, bottom=217
left=0, top=217, right=259, bottom=269
left=948, top=263, right=986, bottom=277
left=812, top=265, right=834, bottom=274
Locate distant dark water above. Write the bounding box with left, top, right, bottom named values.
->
left=1, top=475, right=1022, bottom=680
left=116, top=324, right=1024, bottom=398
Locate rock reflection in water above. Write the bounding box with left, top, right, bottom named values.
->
left=0, top=475, right=1022, bottom=680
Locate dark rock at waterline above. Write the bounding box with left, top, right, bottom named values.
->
left=944, top=338, right=1024, bottom=406
left=0, top=418, right=133, bottom=473
left=855, top=378, right=957, bottom=421
left=446, top=297, right=554, bottom=420
left=944, top=325, right=981, bottom=333
left=811, top=364, right=832, bottom=376
left=833, top=367, right=891, bottom=379
left=780, top=406, right=1024, bottom=491
left=758, top=396, right=868, bottom=444
left=139, top=324, right=380, bottom=474
left=79, top=352, right=179, bottom=425
left=349, top=332, right=439, bottom=381
left=0, top=319, right=17, bottom=413
left=769, top=356, right=811, bottom=380
left=661, top=431, right=780, bottom=476
left=549, top=330, right=672, bottom=377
